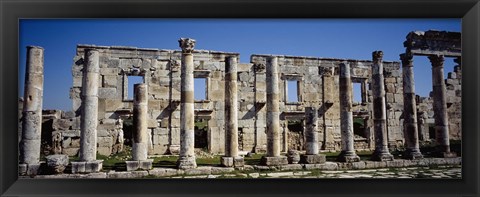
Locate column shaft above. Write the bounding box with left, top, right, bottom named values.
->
left=225, top=56, right=239, bottom=157
left=305, top=107, right=319, bottom=155
left=266, top=56, right=281, bottom=157
left=337, top=62, right=360, bottom=162
left=20, top=46, right=44, bottom=164
left=371, top=51, right=394, bottom=161
left=132, top=83, right=148, bottom=161
left=429, top=55, right=452, bottom=155
left=177, top=38, right=197, bottom=169
left=80, top=49, right=100, bottom=162
left=400, top=53, right=423, bottom=159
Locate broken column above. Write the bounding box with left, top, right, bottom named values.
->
left=400, top=53, right=423, bottom=159
left=126, top=83, right=153, bottom=171
left=72, top=49, right=103, bottom=173
left=19, top=46, right=44, bottom=175
left=176, top=38, right=197, bottom=169
left=221, top=56, right=244, bottom=167
left=337, top=62, right=360, bottom=162
left=261, top=56, right=288, bottom=166
left=300, top=107, right=326, bottom=164
left=370, top=51, right=394, bottom=161
left=429, top=54, right=456, bottom=158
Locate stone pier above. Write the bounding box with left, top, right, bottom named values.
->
left=261, top=56, right=288, bottom=166
left=300, top=107, right=326, bottom=164
left=370, top=51, right=394, bottom=161
left=400, top=53, right=423, bottom=159
left=176, top=38, right=197, bottom=169
left=221, top=56, right=244, bottom=167
left=72, top=49, right=103, bottom=173
left=126, top=83, right=153, bottom=171
left=337, top=62, right=360, bottom=162
left=428, top=55, right=456, bottom=158
left=19, top=46, right=44, bottom=175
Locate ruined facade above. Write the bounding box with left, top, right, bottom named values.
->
left=33, top=30, right=461, bottom=161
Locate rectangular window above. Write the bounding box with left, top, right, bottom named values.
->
left=352, top=82, right=362, bottom=103
left=127, top=76, right=143, bottom=100
left=194, top=78, right=207, bottom=101
left=287, top=80, right=299, bottom=103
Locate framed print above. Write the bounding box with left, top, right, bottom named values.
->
left=1, top=0, right=479, bottom=196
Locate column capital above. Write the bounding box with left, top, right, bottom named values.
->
left=428, top=54, right=445, bottom=68
left=400, top=52, right=413, bottom=66
left=453, top=57, right=461, bottom=65
left=372, top=51, right=383, bottom=63
left=178, top=38, right=196, bottom=53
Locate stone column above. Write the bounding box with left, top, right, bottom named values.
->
left=370, top=51, right=394, bottom=161
left=429, top=55, right=456, bottom=158
left=19, top=46, right=44, bottom=175
left=126, top=83, right=153, bottom=171
left=400, top=53, right=423, bottom=159
left=221, top=56, right=244, bottom=167
left=337, top=62, right=360, bottom=162
left=261, top=56, right=287, bottom=166
left=300, top=107, right=326, bottom=164
left=176, top=38, right=197, bottom=169
left=73, top=49, right=103, bottom=173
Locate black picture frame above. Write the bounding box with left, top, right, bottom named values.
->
left=1, top=0, right=479, bottom=196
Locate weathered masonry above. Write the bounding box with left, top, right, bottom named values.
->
left=36, top=30, right=461, bottom=161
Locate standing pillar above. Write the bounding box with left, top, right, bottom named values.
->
left=300, top=107, right=326, bottom=164
left=72, top=49, right=103, bottom=173
left=400, top=53, right=423, bottom=159
left=19, top=46, right=44, bottom=175
left=428, top=55, right=456, bottom=158
left=337, top=62, right=360, bottom=162
left=126, top=83, right=153, bottom=171
left=221, top=56, right=244, bottom=167
left=370, top=51, right=394, bottom=161
left=261, top=56, right=288, bottom=166
left=176, top=38, right=197, bottom=169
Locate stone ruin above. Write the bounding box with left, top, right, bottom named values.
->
left=18, top=30, right=462, bottom=175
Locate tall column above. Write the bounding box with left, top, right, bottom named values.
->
left=19, top=46, right=44, bottom=175
left=177, top=38, right=197, bottom=169
left=73, top=49, right=103, bottom=173
left=337, top=62, right=360, bottom=162
left=261, top=56, right=287, bottom=166
left=400, top=53, right=423, bottom=159
left=221, top=56, right=244, bottom=167
left=429, top=55, right=456, bottom=158
left=125, top=83, right=154, bottom=171
left=370, top=51, right=394, bottom=161
left=300, top=107, right=326, bottom=164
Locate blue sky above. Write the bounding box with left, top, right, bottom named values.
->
left=19, top=19, right=461, bottom=111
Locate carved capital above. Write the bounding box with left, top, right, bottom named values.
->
left=178, top=38, right=196, bottom=53
left=428, top=54, right=444, bottom=68
left=372, top=51, right=383, bottom=63
left=453, top=57, right=461, bottom=65
left=320, top=67, right=334, bottom=77
left=169, top=59, right=181, bottom=71
left=254, top=63, right=266, bottom=72
left=399, top=52, right=413, bottom=66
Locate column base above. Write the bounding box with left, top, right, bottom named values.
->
left=371, top=151, right=394, bottom=161
left=337, top=151, right=360, bottom=162
left=126, top=159, right=154, bottom=171
left=402, top=149, right=423, bottom=160
left=176, top=156, right=197, bottom=169
left=221, top=156, right=244, bottom=167
left=432, top=151, right=457, bottom=158
left=71, top=160, right=103, bottom=174
left=19, top=163, right=41, bottom=176
left=300, top=154, right=326, bottom=164
left=260, top=156, right=288, bottom=166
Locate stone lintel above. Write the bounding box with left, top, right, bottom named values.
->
left=260, top=156, right=288, bottom=166
left=221, top=156, right=245, bottom=167
left=300, top=154, right=326, bottom=164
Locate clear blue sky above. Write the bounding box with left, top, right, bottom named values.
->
left=19, top=19, right=461, bottom=111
